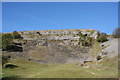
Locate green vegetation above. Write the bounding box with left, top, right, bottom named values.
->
left=78, top=32, right=93, bottom=47
left=97, top=35, right=108, bottom=43
left=2, top=56, right=118, bottom=78
left=77, top=32, right=86, bottom=39
left=88, top=30, right=95, bottom=34
left=2, top=54, right=10, bottom=66
left=13, top=31, right=21, bottom=39
left=112, top=27, right=120, bottom=38
left=2, top=34, right=14, bottom=50
left=83, top=56, right=118, bottom=78
left=2, top=37, right=118, bottom=78
left=79, top=39, right=91, bottom=47
left=2, top=30, right=118, bottom=78
left=87, top=41, right=102, bottom=60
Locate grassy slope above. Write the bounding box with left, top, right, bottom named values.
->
left=87, top=41, right=102, bottom=61
left=2, top=56, right=118, bottom=78
left=2, top=42, right=118, bottom=78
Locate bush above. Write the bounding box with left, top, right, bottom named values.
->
left=2, top=34, right=14, bottom=50
left=97, top=35, right=108, bottom=43
left=77, top=31, right=86, bottom=39
left=82, top=40, right=91, bottom=47
left=78, top=32, right=93, bottom=47
left=79, top=38, right=92, bottom=47
left=86, top=36, right=93, bottom=42
left=112, top=27, right=120, bottom=38
left=13, top=31, right=21, bottom=39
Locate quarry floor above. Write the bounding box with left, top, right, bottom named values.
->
left=2, top=56, right=118, bottom=78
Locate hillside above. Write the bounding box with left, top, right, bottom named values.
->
left=2, top=29, right=118, bottom=78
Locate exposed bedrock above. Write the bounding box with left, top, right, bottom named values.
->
left=20, top=29, right=100, bottom=40
left=4, top=29, right=102, bottom=64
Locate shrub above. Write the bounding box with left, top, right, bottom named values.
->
left=78, top=32, right=93, bottom=47
left=79, top=39, right=92, bottom=47
left=13, top=31, right=21, bottom=39
left=77, top=31, right=86, bottom=39
left=112, top=27, right=120, bottom=38
left=82, top=40, right=91, bottom=47
left=2, top=34, right=14, bottom=50
left=86, top=36, right=93, bottom=42
left=97, top=35, right=108, bottom=43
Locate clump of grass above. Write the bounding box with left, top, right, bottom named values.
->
left=88, top=30, right=95, bottom=34
left=97, top=35, right=108, bottom=43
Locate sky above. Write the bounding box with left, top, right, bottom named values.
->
left=2, top=2, right=118, bottom=34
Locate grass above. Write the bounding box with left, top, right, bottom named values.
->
left=2, top=40, right=118, bottom=78
left=88, top=30, right=95, bottom=34
left=2, top=56, right=118, bottom=78
left=87, top=41, right=102, bottom=61
left=84, top=56, right=118, bottom=78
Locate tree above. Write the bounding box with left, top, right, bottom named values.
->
left=13, top=31, right=21, bottom=39
left=101, top=32, right=107, bottom=36
left=112, top=27, right=120, bottom=38
left=2, top=34, right=14, bottom=50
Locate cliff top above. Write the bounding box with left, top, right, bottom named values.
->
left=4, top=29, right=99, bottom=34
left=19, top=29, right=97, bottom=32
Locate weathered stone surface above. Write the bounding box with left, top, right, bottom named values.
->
left=4, top=29, right=104, bottom=64
left=100, top=38, right=118, bottom=58
left=20, top=29, right=100, bottom=41
left=90, top=31, right=99, bottom=39
left=20, top=39, right=90, bottom=64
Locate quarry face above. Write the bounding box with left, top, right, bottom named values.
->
left=5, top=29, right=99, bottom=64
left=3, top=29, right=118, bottom=65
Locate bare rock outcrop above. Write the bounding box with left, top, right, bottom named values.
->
left=23, top=40, right=90, bottom=64
left=100, top=38, right=118, bottom=58
left=5, top=29, right=101, bottom=64
left=20, top=29, right=100, bottom=41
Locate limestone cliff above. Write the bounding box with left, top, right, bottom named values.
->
left=6, top=29, right=100, bottom=64
left=20, top=29, right=99, bottom=41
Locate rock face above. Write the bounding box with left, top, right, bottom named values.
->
left=3, top=29, right=119, bottom=66
left=100, top=38, right=118, bottom=58
left=6, top=29, right=101, bottom=64
left=20, top=29, right=100, bottom=41
left=22, top=39, right=91, bottom=64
